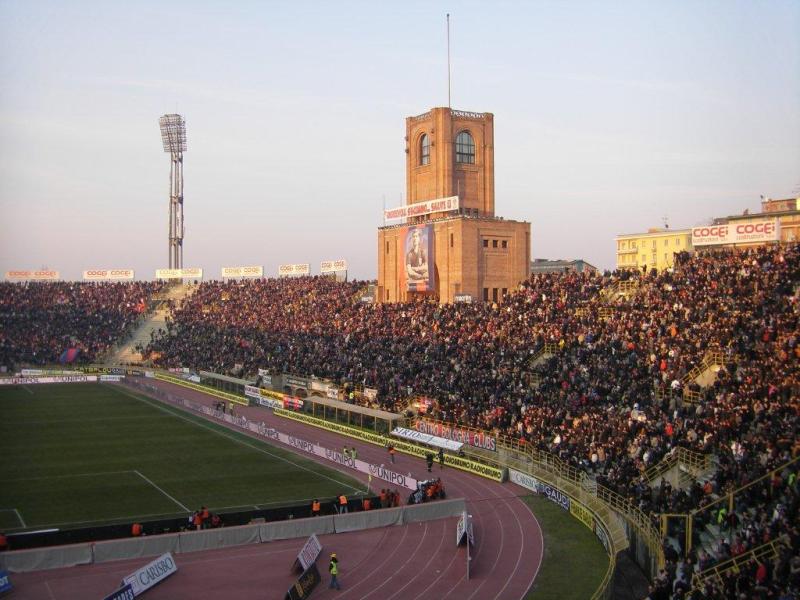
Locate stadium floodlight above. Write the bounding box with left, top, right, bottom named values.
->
left=159, top=114, right=187, bottom=269
left=159, top=114, right=187, bottom=153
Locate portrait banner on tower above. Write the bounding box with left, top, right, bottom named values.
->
left=403, top=224, right=434, bottom=292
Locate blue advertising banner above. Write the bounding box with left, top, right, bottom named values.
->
left=0, top=570, right=12, bottom=594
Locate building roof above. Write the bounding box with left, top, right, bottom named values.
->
left=615, top=228, right=690, bottom=239
left=724, top=209, right=800, bottom=222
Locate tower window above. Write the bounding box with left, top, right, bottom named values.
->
left=420, top=134, right=430, bottom=166
left=455, top=131, right=475, bottom=164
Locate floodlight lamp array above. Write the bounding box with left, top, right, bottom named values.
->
left=159, top=114, right=187, bottom=153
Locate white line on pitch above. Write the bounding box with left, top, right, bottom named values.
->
left=21, top=385, right=34, bottom=395
left=14, top=508, right=26, bottom=528
left=114, top=385, right=362, bottom=493
left=3, top=470, right=137, bottom=483
left=133, top=470, right=190, bottom=513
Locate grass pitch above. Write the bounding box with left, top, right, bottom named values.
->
left=0, top=383, right=362, bottom=531
left=522, top=495, right=609, bottom=599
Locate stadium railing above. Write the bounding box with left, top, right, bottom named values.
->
left=643, top=447, right=712, bottom=485
left=690, top=538, right=786, bottom=593
left=684, top=454, right=799, bottom=555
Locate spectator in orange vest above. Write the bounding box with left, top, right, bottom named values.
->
left=131, top=523, right=143, bottom=537
left=387, top=444, right=396, bottom=463
left=311, top=498, right=321, bottom=517
left=338, top=494, right=348, bottom=514
left=392, top=489, right=400, bottom=507
left=379, top=489, right=387, bottom=508
left=192, top=511, right=203, bottom=530
left=201, top=506, right=210, bottom=528
left=362, top=498, right=371, bottom=511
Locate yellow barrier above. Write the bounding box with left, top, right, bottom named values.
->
left=155, top=373, right=248, bottom=406
left=570, top=502, right=594, bottom=530
left=274, top=408, right=505, bottom=482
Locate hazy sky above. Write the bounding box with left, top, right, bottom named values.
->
left=1, top=0, right=798, bottom=280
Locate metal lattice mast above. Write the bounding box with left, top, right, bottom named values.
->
left=159, top=114, right=187, bottom=269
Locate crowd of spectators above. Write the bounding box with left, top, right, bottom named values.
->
left=0, top=281, right=164, bottom=368
left=143, top=245, right=798, bottom=597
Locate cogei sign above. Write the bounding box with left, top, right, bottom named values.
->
left=692, top=219, right=779, bottom=246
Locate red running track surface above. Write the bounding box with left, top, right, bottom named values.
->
left=9, top=380, right=543, bottom=600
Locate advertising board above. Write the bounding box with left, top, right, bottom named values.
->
left=5, top=270, right=60, bottom=281
left=122, top=553, right=177, bottom=596
left=320, top=260, right=347, bottom=274
left=82, top=269, right=135, bottom=281
left=155, top=268, right=203, bottom=280
left=278, top=264, right=310, bottom=277
left=692, top=219, right=779, bottom=246
left=221, top=266, right=263, bottom=278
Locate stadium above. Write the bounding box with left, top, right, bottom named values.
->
left=2, top=4, right=799, bottom=600
left=2, top=230, right=799, bottom=599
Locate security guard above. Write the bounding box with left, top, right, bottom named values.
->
left=328, top=553, right=341, bottom=590
left=311, top=498, right=321, bottom=517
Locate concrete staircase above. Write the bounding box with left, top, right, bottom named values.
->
left=104, top=283, right=196, bottom=366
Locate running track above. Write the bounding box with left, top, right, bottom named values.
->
left=9, top=380, right=543, bottom=600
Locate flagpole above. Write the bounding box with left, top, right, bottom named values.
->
left=447, top=13, right=451, bottom=109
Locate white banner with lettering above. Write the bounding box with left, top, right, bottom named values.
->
left=221, top=266, right=263, bottom=278
left=155, top=268, right=203, bottom=280
left=320, top=259, right=348, bottom=274
left=278, top=264, right=310, bottom=277
left=384, top=196, right=459, bottom=221
left=391, top=427, right=463, bottom=452
left=5, top=270, right=60, bottom=281
left=83, top=269, right=135, bottom=281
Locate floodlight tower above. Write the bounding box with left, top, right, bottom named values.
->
left=159, top=114, right=187, bottom=269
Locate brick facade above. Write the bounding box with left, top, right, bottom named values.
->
left=378, top=107, right=530, bottom=304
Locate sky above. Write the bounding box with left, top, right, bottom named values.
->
left=1, top=0, right=798, bottom=280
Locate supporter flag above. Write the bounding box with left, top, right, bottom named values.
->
left=59, top=348, right=80, bottom=364
left=135, top=299, right=146, bottom=313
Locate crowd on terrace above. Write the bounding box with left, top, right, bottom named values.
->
left=0, top=281, right=163, bottom=367
left=143, top=244, right=799, bottom=598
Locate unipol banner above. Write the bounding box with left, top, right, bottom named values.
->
left=384, top=196, right=459, bottom=221
left=403, top=224, right=434, bottom=292
left=221, top=266, right=263, bottom=278
left=692, top=219, right=779, bottom=247
left=320, top=260, right=347, bottom=274
left=82, top=269, right=135, bottom=281
left=278, top=264, right=310, bottom=277
left=155, top=268, right=203, bottom=280
left=5, top=270, right=60, bottom=281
